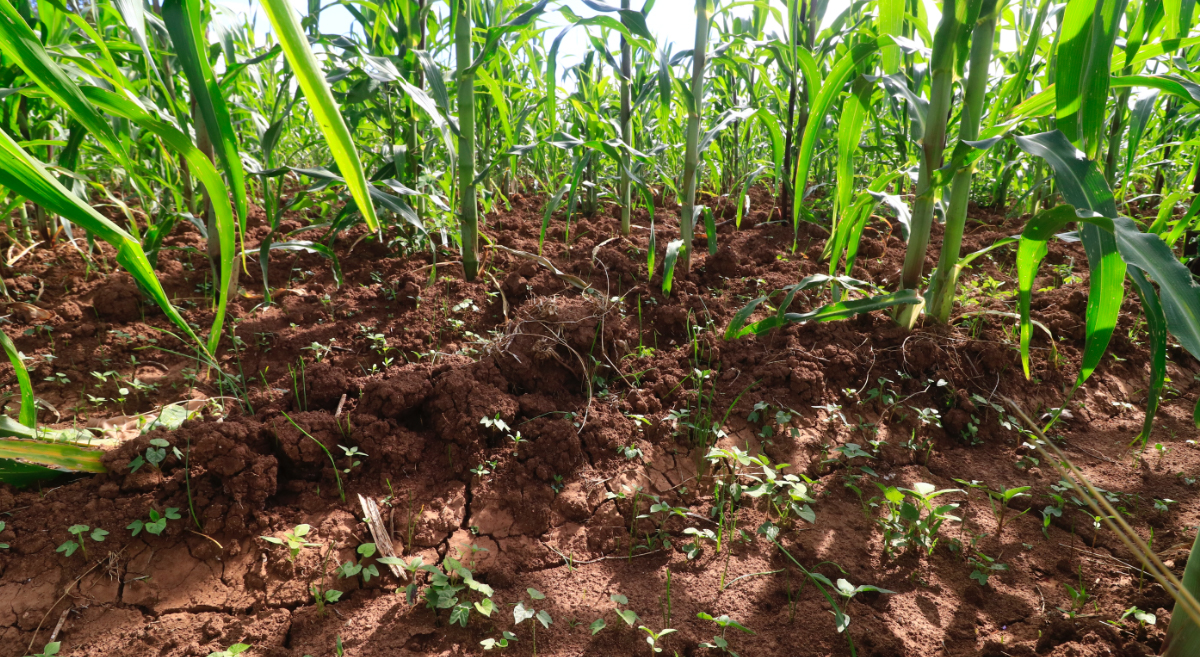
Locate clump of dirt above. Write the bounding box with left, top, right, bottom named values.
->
left=0, top=188, right=1192, bottom=656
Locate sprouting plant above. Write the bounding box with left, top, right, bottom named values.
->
left=303, top=339, right=336, bottom=362
left=513, top=588, right=552, bottom=656
left=420, top=554, right=495, bottom=627
left=1154, top=498, right=1176, bottom=514
left=206, top=643, right=251, bottom=657
left=1121, top=606, right=1157, bottom=628
left=1062, top=565, right=1091, bottom=614
left=639, top=625, right=676, bottom=654
left=26, top=642, right=60, bottom=657
left=310, top=541, right=343, bottom=617
left=337, top=445, right=367, bottom=473
left=0, top=521, right=7, bottom=549
left=682, top=527, right=718, bottom=560
left=698, top=612, right=754, bottom=655
left=57, top=524, right=108, bottom=559
left=261, top=524, right=318, bottom=561
left=127, top=507, right=181, bottom=537
left=337, top=543, right=382, bottom=583
left=968, top=553, right=1009, bottom=587
left=128, top=437, right=175, bottom=473
left=480, top=631, right=519, bottom=650
left=873, top=482, right=962, bottom=556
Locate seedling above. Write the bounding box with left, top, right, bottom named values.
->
left=639, top=625, right=676, bottom=654
left=420, top=555, right=495, bottom=627
left=129, top=438, right=175, bottom=473
left=57, top=524, right=108, bottom=559
left=0, top=521, right=8, bottom=549
left=968, top=553, right=1009, bottom=587
left=513, top=588, right=552, bottom=655
left=337, top=445, right=367, bottom=473
left=698, top=612, right=754, bottom=655
left=206, top=644, right=251, bottom=657
left=480, top=632, right=518, bottom=650
left=1121, top=606, right=1156, bottom=628
left=337, top=543, right=382, bottom=583
left=261, top=524, right=319, bottom=561
left=127, top=507, right=181, bottom=536
left=27, top=642, right=60, bottom=657
left=873, top=482, right=962, bottom=556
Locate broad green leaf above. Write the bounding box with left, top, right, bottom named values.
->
left=163, top=0, right=249, bottom=234
left=0, top=328, right=33, bottom=428
left=0, top=128, right=206, bottom=354
left=259, top=0, right=379, bottom=233
left=1015, top=205, right=1114, bottom=378
left=1014, top=131, right=1124, bottom=386
left=83, top=87, right=234, bottom=357
left=1055, top=0, right=1128, bottom=159
left=1127, top=267, right=1166, bottom=444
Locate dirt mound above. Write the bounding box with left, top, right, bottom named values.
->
left=0, top=192, right=1191, bottom=656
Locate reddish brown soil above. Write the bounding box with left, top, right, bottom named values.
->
left=0, top=188, right=1195, bottom=657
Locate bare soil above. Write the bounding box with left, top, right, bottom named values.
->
left=0, top=188, right=1195, bottom=656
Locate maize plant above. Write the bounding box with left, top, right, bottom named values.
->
left=1, top=0, right=1200, bottom=650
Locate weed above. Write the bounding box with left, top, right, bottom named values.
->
left=57, top=524, right=108, bottom=559
left=638, top=625, right=676, bottom=654
left=261, top=524, right=318, bottom=561
left=206, top=644, right=251, bottom=657
left=873, top=482, right=962, bottom=557
left=420, top=554, right=495, bottom=627
left=698, top=612, right=754, bottom=654
left=512, top=588, right=552, bottom=656
left=127, top=507, right=181, bottom=537
left=968, top=552, right=1009, bottom=586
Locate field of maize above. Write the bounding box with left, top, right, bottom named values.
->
left=3, top=0, right=1200, bottom=653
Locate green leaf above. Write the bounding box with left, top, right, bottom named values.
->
left=0, top=0, right=132, bottom=172
left=1126, top=267, right=1166, bottom=444
left=791, top=37, right=884, bottom=232
left=590, top=618, right=607, bottom=634
left=83, top=87, right=234, bottom=357
left=662, top=239, right=685, bottom=295
left=258, top=0, right=379, bottom=233
left=1054, top=0, right=1127, bottom=159
left=162, top=0, right=248, bottom=234
left=1014, top=131, right=1124, bottom=386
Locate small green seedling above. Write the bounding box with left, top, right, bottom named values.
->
left=337, top=445, right=367, bottom=473
left=1122, top=606, right=1156, bottom=627
left=0, top=521, right=8, bottom=549
left=420, top=555, right=495, bottom=627
left=129, top=438, right=174, bottom=472
left=337, top=543, right=382, bottom=583
left=480, top=631, right=518, bottom=650
left=699, top=612, right=755, bottom=655
left=638, top=626, right=676, bottom=654
left=57, top=524, right=108, bottom=559
left=513, top=588, right=552, bottom=656
left=128, top=508, right=181, bottom=537
left=968, top=553, right=1009, bottom=586
left=28, top=642, right=60, bottom=657
left=207, top=643, right=252, bottom=657
left=591, top=593, right=639, bottom=633
left=261, top=524, right=319, bottom=561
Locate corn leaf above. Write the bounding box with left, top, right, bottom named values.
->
left=258, top=0, right=379, bottom=233
left=83, top=87, right=234, bottom=357
left=1127, top=267, right=1166, bottom=444
left=162, top=0, right=248, bottom=234
left=0, top=330, right=33, bottom=428
left=1014, top=131, right=1124, bottom=386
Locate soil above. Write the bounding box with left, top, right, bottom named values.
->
left=0, top=186, right=1195, bottom=657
